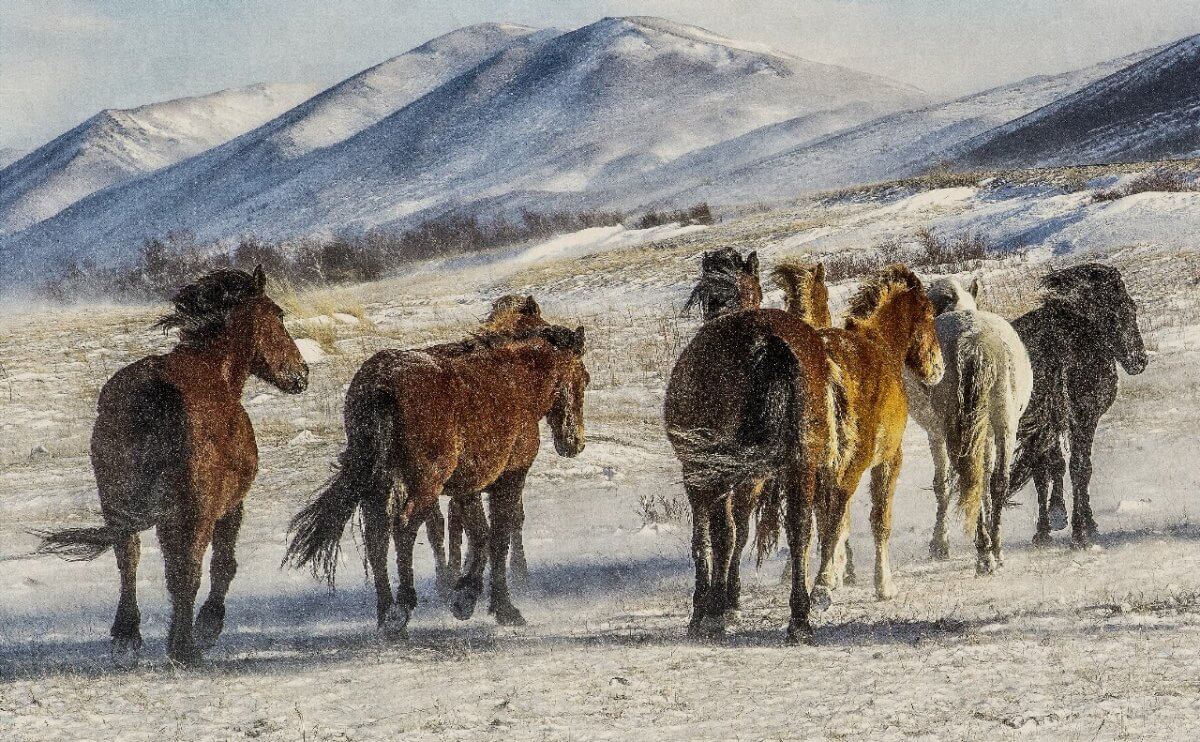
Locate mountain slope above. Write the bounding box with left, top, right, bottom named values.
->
left=662, top=45, right=1162, bottom=205
left=957, top=34, right=1200, bottom=168
left=5, top=17, right=927, bottom=271
left=0, top=148, right=24, bottom=169
left=0, top=83, right=318, bottom=233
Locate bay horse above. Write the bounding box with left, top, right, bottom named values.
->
left=902, top=276, right=1032, bottom=574
left=1009, top=264, right=1147, bottom=548
left=786, top=265, right=944, bottom=608
left=35, top=266, right=309, bottom=663
left=285, top=309, right=588, bottom=634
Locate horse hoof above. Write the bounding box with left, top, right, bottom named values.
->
left=785, top=621, right=814, bottom=646
left=1032, top=531, right=1054, bottom=548
left=450, top=588, right=479, bottom=621
left=723, top=608, right=743, bottom=625
left=379, top=605, right=411, bottom=637
left=699, top=613, right=727, bottom=634
left=976, top=556, right=998, bottom=576
left=842, top=570, right=858, bottom=587
left=1069, top=535, right=1093, bottom=551
left=928, top=540, right=951, bottom=561
left=875, top=583, right=898, bottom=602
left=167, top=645, right=202, bottom=667
left=687, top=619, right=721, bottom=642
left=1048, top=501, right=1068, bottom=531
left=810, top=586, right=833, bottom=613
left=111, top=632, right=143, bottom=659
left=490, top=603, right=527, bottom=627
left=194, top=605, right=225, bottom=650
left=1084, top=519, right=1100, bottom=539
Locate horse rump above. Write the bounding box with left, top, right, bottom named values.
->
left=284, top=385, right=395, bottom=584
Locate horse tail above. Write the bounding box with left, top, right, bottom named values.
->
left=954, top=333, right=993, bottom=533
left=285, top=383, right=395, bottom=585
left=32, top=375, right=184, bottom=561
left=1009, top=363, right=1068, bottom=498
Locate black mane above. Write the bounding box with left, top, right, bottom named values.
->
left=155, top=268, right=265, bottom=346
left=682, top=247, right=758, bottom=320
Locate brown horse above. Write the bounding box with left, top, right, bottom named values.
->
left=666, top=249, right=840, bottom=644
left=35, top=267, right=309, bottom=663
left=791, top=265, right=944, bottom=608
left=285, top=306, right=588, bottom=634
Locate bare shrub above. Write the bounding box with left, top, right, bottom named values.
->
left=1093, top=170, right=1199, bottom=203
left=635, top=492, right=689, bottom=526
left=635, top=202, right=715, bottom=230
left=819, top=230, right=1000, bottom=283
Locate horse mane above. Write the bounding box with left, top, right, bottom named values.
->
left=1041, top=263, right=1123, bottom=301
left=771, top=261, right=825, bottom=324
left=682, top=247, right=759, bottom=319
left=434, top=295, right=550, bottom=354
left=154, top=268, right=265, bottom=346
left=844, top=264, right=922, bottom=322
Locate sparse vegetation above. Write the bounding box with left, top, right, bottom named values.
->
left=634, top=202, right=715, bottom=230
left=635, top=492, right=688, bottom=527
left=1093, top=170, right=1200, bottom=202
left=819, top=229, right=1002, bottom=283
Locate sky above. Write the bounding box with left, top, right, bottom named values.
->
left=2, top=0, right=1199, bottom=151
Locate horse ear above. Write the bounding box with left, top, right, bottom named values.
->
left=969, top=276, right=981, bottom=299
left=521, top=296, right=541, bottom=316
left=746, top=251, right=760, bottom=276
left=572, top=325, right=586, bottom=355
left=814, top=262, right=825, bottom=282
left=253, top=264, right=267, bottom=293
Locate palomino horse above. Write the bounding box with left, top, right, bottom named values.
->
left=36, top=267, right=308, bottom=663
left=1009, top=264, right=1147, bottom=548
left=903, top=277, right=1032, bottom=574
left=777, top=264, right=944, bottom=608
left=286, top=310, right=588, bottom=633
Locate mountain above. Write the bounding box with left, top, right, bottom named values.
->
left=0, top=147, right=24, bottom=169
left=4, top=17, right=926, bottom=273
left=662, top=45, right=1163, bottom=205
left=956, top=34, right=1200, bottom=168
left=0, top=83, right=318, bottom=234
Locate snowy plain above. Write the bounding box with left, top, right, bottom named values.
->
left=1, top=179, right=1199, bottom=740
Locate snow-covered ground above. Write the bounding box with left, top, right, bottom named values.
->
left=2, top=184, right=1199, bottom=740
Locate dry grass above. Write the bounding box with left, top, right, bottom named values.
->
left=1093, top=170, right=1200, bottom=203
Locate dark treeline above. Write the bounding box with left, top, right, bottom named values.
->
left=37, top=204, right=715, bottom=302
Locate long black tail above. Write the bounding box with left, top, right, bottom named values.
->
left=284, top=385, right=395, bottom=585
left=1009, top=363, right=1068, bottom=498
left=32, top=524, right=122, bottom=561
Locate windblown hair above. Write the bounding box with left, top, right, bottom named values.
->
left=1041, top=262, right=1124, bottom=299
left=154, top=268, right=265, bottom=346
left=682, top=247, right=760, bottom=320
left=844, top=264, right=922, bottom=321
left=772, top=261, right=830, bottom=327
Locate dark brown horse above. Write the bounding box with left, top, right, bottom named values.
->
left=682, top=247, right=762, bottom=320
left=285, top=306, right=588, bottom=634
left=36, top=267, right=309, bottom=663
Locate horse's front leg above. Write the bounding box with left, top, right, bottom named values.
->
left=869, top=454, right=901, bottom=601
left=1069, top=420, right=1100, bottom=548
left=927, top=434, right=953, bottom=560
left=158, top=514, right=212, bottom=665
left=486, top=470, right=530, bottom=626
left=450, top=494, right=489, bottom=620
left=195, top=503, right=244, bottom=649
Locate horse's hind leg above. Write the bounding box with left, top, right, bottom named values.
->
left=486, top=471, right=529, bottom=626
left=988, top=435, right=1013, bottom=568
left=451, top=495, right=489, bottom=620
left=727, top=479, right=760, bottom=619
left=1033, top=465, right=1054, bottom=547
left=195, top=503, right=243, bottom=650
left=1047, top=444, right=1068, bottom=532
left=927, top=434, right=953, bottom=560
left=391, top=509, right=423, bottom=630
left=508, top=494, right=530, bottom=590
left=685, top=483, right=715, bottom=639
left=869, top=455, right=901, bottom=601
left=812, top=482, right=852, bottom=610
left=784, top=464, right=816, bottom=645
left=425, top=501, right=453, bottom=599
left=447, top=497, right=465, bottom=585
left=361, top=495, right=398, bottom=633
left=699, top=495, right=735, bottom=635
left=111, top=531, right=143, bottom=655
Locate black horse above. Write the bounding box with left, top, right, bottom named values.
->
left=1009, top=263, right=1148, bottom=548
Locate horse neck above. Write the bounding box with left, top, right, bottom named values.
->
left=787, top=291, right=831, bottom=328
left=171, top=328, right=256, bottom=397
left=1043, top=299, right=1116, bottom=359
left=491, top=342, right=564, bottom=415
left=850, top=295, right=914, bottom=362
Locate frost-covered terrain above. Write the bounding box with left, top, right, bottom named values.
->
left=0, top=83, right=319, bottom=234
left=2, top=174, right=1199, bottom=740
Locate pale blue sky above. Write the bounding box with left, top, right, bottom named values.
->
left=3, top=0, right=1199, bottom=150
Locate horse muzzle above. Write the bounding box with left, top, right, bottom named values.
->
left=1122, top=351, right=1148, bottom=376
left=281, top=364, right=310, bottom=394
left=554, top=435, right=585, bottom=458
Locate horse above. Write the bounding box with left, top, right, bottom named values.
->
left=285, top=310, right=588, bottom=634
left=681, top=247, right=762, bottom=320
left=1009, top=264, right=1148, bottom=548
left=35, top=266, right=309, bottom=663
left=902, top=276, right=1032, bottom=574
left=665, top=303, right=837, bottom=644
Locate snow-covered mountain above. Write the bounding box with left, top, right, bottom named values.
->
left=659, top=45, right=1162, bottom=205
left=955, top=34, right=1200, bottom=168
left=0, top=83, right=318, bottom=234
left=3, top=17, right=926, bottom=273
left=0, top=147, right=25, bottom=169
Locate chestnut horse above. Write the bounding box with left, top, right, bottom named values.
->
left=775, top=264, right=944, bottom=607
left=35, top=267, right=309, bottom=663
left=285, top=311, right=588, bottom=633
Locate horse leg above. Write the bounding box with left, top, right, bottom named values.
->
left=361, top=494, right=398, bottom=633
left=195, top=503, right=243, bottom=650
left=425, top=500, right=452, bottom=599
left=159, top=518, right=210, bottom=664
left=989, top=435, right=1014, bottom=568
left=811, top=481, right=852, bottom=611
left=698, top=494, right=736, bottom=636
left=508, top=494, right=530, bottom=591
left=869, top=455, right=901, bottom=601
left=447, top=496, right=465, bottom=586
left=840, top=509, right=857, bottom=586
left=110, top=531, right=143, bottom=655
left=927, top=434, right=953, bottom=560
left=1033, top=466, right=1054, bottom=547
left=1047, top=444, right=1068, bottom=532
left=727, top=480, right=759, bottom=620
left=686, top=483, right=714, bottom=639
left=451, top=494, right=489, bottom=620
left=391, top=510, right=423, bottom=634
left=486, top=470, right=530, bottom=626
left=784, top=465, right=816, bottom=645
left=1069, top=422, right=1099, bottom=548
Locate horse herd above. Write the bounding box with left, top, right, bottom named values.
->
left=31, top=254, right=1147, bottom=662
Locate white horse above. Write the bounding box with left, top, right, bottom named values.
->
left=904, top=277, right=1033, bottom=574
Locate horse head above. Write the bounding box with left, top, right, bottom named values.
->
left=1044, top=263, right=1148, bottom=375
left=541, top=325, right=589, bottom=457
left=683, top=248, right=762, bottom=320
left=772, top=261, right=831, bottom=327
left=926, top=276, right=979, bottom=315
